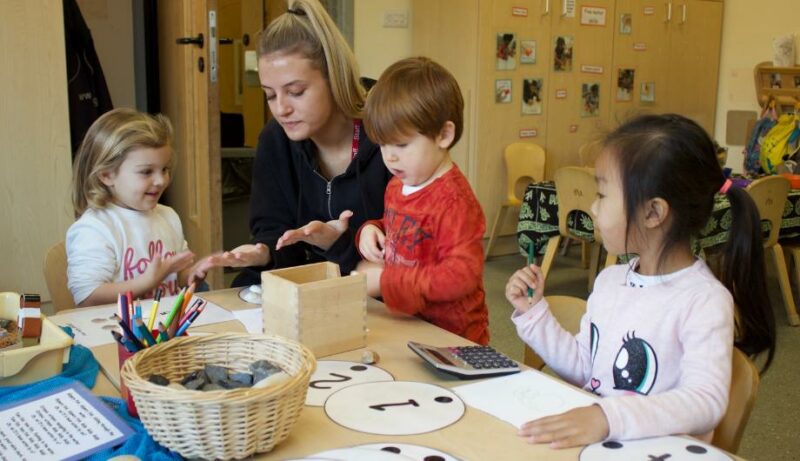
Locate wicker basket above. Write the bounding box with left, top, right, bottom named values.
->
left=120, top=333, right=316, bottom=460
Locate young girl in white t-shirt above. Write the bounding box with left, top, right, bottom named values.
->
left=67, top=108, right=207, bottom=307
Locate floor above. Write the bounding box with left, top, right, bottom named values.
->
left=484, top=249, right=800, bottom=461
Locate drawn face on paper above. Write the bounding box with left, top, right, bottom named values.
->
left=310, top=444, right=460, bottom=461
left=324, top=381, right=465, bottom=435
left=306, top=360, right=394, bottom=406
left=580, top=437, right=733, bottom=461
left=356, top=444, right=460, bottom=461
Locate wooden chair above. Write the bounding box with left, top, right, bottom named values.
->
left=540, top=166, right=616, bottom=292
left=523, top=295, right=586, bottom=370
left=745, top=176, right=799, bottom=325
left=485, top=142, right=546, bottom=260
left=43, top=241, right=76, bottom=312
left=712, top=348, right=760, bottom=454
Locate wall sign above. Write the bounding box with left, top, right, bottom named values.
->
left=555, top=88, right=568, bottom=99
left=580, top=6, right=607, bottom=26
left=512, top=6, right=528, bottom=17
left=643, top=6, right=656, bottom=15
left=519, top=129, right=538, bottom=138
left=581, top=64, right=604, bottom=74
left=633, top=42, right=647, bottom=51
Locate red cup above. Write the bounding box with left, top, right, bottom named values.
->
left=117, top=342, right=139, bottom=417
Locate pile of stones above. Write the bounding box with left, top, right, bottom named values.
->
left=148, top=360, right=288, bottom=391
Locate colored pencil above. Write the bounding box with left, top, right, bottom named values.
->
left=114, top=314, right=145, bottom=350
left=527, top=241, right=535, bottom=303
left=180, top=282, right=196, bottom=318
left=118, top=294, right=129, bottom=338
left=135, top=318, right=156, bottom=347
left=111, top=330, right=138, bottom=353
left=157, top=321, right=170, bottom=343
left=177, top=298, right=203, bottom=329
left=162, top=287, right=186, bottom=339
left=175, top=304, right=204, bottom=338
left=147, top=287, right=162, bottom=331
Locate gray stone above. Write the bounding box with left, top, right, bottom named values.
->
left=230, top=372, right=253, bottom=386
left=148, top=374, right=170, bottom=386
left=183, top=378, right=205, bottom=391
left=204, top=364, right=229, bottom=384
left=181, top=369, right=206, bottom=386
left=219, top=379, right=249, bottom=389
left=250, top=360, right=280, bottom=383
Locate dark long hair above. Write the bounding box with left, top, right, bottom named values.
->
left=603, top=114, right=776, bottom=371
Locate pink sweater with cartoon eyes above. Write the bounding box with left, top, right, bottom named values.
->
left=511, top=259, right=734, bottom=441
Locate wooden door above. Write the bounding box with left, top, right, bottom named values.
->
left=544, top=0, right=616, bottom=178
left=667, top=0, right=723, bottom=133
left=610, top=0, right=672, bottom=126
left=158, top=0, right=223, bottom=288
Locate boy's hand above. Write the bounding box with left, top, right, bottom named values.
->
left=203, top=243, right=271, bottom=268
left=518, top=404, right=609, bottom=449
left=358, top=224, right=385, bottom=263
left=355, top=260, right=383, bottom=298
left=505, top=264, right=545, bottom=313
left=146, top=250, right=195, bottom=286
left=277, top=210, right=353, bottom=251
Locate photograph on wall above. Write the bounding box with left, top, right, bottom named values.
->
left=620, top=13, right=632, bottom=34
left=522, top=78, right=544, bottom=115
left=495, top=79, right=512, bottom=103
left=581, top=83, right=600, bottom=117
left=496, top=33, right=517, bottom=70
left=794, top=75, right=800, bottom=88
left=640, top=82, right=655, bottom=102
left=553, top=36, right=574, bottom=72
left=770, top=73, right=782, bottom=88
left=520, top=40, right=537, bottom=64
left=617, top=68, right=635, bottom=101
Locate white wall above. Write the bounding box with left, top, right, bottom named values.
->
left=77, top=0, right=137, bottom=108
left=714, top=0, right=800, bottom=172
left=353, top=0, right=413, bottom=80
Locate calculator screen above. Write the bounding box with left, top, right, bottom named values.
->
left=426, top=348, right=455, bottom=366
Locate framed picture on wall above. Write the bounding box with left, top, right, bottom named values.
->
left=496, top=32, right=517, bottom=70
left=495, top=79, right=512, bottom=103
left=520, top=40, right=537, bottom=64
left=620, top=13, right=632, bottom=34
left=581, top=83, right=600, bottom=117
left=554, top=36, right=574, bottom=72
left=522, top=78, right=543, bottom=114
left=617, top=68, right=635, bottom=101
left=641, top=82, right=655, bottom=103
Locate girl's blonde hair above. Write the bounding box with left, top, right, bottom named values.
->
left=256, top=0, right=365, bottom=119
left=71, top=108, right=173, bottom=218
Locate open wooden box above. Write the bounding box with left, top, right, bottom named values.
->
left=261, top=262, right=366, bottom=357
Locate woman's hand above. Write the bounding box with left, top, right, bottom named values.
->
left=276, top=210, right=353, bottom=251
left=518, top=405, right=609, bottom=449
left=355, top=259, right=383, bottom=298
left=358, top=224, right=385, bottom=263
left=505, top=264, right=545, bottom=313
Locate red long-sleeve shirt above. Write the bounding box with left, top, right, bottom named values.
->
left=359, top=166, right=489, bottom=344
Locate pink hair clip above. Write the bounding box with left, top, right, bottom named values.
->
left=719, top=178, right=733, bottom=194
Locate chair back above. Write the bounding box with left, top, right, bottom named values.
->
left=554, top=166, right=600, bottom=243
left=523, top=295, right=587, bottom=369
left=43, top=241, right=76, bottom=312
left=712, top=348, right=760, bottom=454
left=504, top=143, right=546, bottom=205
left=746, top=175, right=790, bottom=248
left=578, top=139, right=603, bottom=167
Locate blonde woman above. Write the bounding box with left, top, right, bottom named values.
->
left=200, top=0, right=391, bottom=286
left=67, top=108, right=208, bottom=307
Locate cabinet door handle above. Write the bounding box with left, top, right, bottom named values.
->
left=665, top=2, right=672, bottom=23
left=543, top=0, right=550, bottom=16
left=680, top=4, right=687, bottom=24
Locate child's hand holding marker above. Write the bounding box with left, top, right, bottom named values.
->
left=505, top=262, right=545, bottom=314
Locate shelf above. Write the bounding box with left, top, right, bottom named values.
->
left=754, top=61, right=800, bottom=112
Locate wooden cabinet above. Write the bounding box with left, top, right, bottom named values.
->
left=413, top=0, right=723, bottom=245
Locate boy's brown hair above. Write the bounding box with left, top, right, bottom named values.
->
left=364, top=57, right=463, bottom=148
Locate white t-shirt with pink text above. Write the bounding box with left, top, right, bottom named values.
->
left=66, top=203, right=189, bottom=305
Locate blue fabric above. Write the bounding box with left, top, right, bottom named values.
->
left=0, top=327, right=182, bottom=460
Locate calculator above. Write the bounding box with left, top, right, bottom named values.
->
left=407, top=341, right=521, bottom=379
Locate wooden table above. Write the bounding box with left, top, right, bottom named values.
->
left=76, top=289, right=744, bottom=461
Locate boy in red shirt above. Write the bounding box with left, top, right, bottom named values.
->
left=356, top=57, right=489, bottom=344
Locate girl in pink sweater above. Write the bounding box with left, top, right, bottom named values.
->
left=506, top=114, right=776, bottom=448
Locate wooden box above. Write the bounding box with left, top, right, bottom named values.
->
left=261, top=262, right=366, bottom=357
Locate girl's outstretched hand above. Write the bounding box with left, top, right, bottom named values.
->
left=276, top=210, right=353, bottom=251
left=358, top=224, right=385, bottom=263
left=146, top=250, right=195, bottom=287
left=505, top=264, right=545, bottom=313
left=203, top=243, right=271, bottom=268
left=518, top=404, right=609, bottom=449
